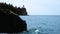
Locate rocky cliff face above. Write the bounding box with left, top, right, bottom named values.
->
left=0, top=3, right=27, bottom=33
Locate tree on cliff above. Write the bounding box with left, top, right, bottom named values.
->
left=0, top=3, right=28, bottom=15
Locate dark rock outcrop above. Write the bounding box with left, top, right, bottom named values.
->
left=0, top=8, right=27, bottom=33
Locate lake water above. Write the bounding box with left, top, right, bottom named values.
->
left=0, top=15, right=60, bottom=34
left=19, top=15, right=60, bottom=34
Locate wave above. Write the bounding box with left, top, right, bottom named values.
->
left=20, top=27, right=54, bottom=34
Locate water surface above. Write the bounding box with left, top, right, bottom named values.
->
left=20, top=15, right=60, bottom=34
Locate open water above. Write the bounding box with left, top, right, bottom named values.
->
left=20, top=15, right=60, bottom=34
left=0, top=15, right=60, bottom=34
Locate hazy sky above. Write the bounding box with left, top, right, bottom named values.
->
left=0, top=0, right=60, bottom=15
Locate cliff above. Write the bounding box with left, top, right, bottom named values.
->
left=0, top=2, right=27, bottom=33
left=0, top=7, right=27, bottom=33
left=0, top=3, right=28, bottom=15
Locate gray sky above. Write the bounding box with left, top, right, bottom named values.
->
left=0, top=0, right=60, bottom=15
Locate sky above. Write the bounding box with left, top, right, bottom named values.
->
left=0, top=0, right=60, bottom=15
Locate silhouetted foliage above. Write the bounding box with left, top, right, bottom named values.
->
left=0, top=3, right=28, bottom=15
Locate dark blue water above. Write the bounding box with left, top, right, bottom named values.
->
left=19, top=15, right=60, bottom=34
